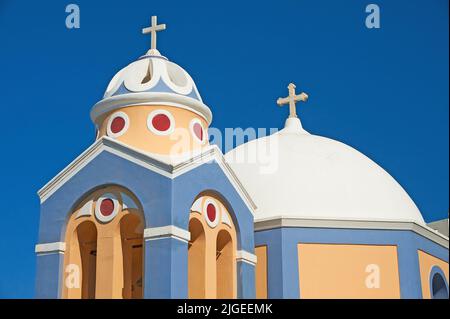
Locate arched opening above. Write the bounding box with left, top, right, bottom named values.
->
left=63, top=186, right=145, bottom=299
left=188, top=217, right=206, bottom=298
left=120, top=213, right=144, bottom=299
left=77, top=221, right=97, bottom=299
left=216, top=229, right=234, bottom=298
left=431, top=272, right=449, bottom=299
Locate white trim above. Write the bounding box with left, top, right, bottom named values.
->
left=75, top=199, right=93, bottom=219
left=91, top=92, right=212, bottom=124
left=147, top=109, right=175, bottom=135
left=37, top=138, right=257, bottom=215
left=95, top=193, right=119, bottom=223
left=236, top=250, right=257, bottom=265
left=254, top=217, right=449, bottom=249
left=106, top=111, right=130, bottom=138
left=189, top=118, right=206, bottom=144
left=144, top=225, right=191, bottom=243
left=204, top=198, right=220, bottom=228
left=35, top=242, right=66, bottom=254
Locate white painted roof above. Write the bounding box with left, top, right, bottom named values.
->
left=225, top=117, right=425, bottom=224
left=91, top=50, right=212, bottom=125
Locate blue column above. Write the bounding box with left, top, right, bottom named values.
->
left=35, top=252, right=64, bottom=299
left=237, top=261, right=256, bottom=298
left=143, top=237, right=188, bottom=298
left=397, top=235, right=423, bottom=299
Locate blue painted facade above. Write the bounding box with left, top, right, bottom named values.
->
left=35, top=145, right=448, bottom=299
left=254, top=227, right=449, bottom=299
left=35, top=148, right=256, bottom=298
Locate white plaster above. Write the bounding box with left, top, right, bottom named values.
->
left=254, top=217, right=449, bottom=249
left=225, top=117, right=425, bottom=225
left=190, top=197, right=202, bottom=213
left=147, top=109, right=175, bottom=136
left=144, top=225, right=191, bottom=243
left=236, top=250, right=257, bottom=265
left=221, top=208, right=232, bottom=227
left=106, top=111, right=130, bottom=138
left=75, top=199, right=93, bottom=219
left=35, top=242, right=66, bottom=254
left=94, top=193, right=119, bottom=223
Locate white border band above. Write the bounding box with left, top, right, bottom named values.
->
left=35, top=242, right=66, bottom=254
left=144, top=225, right=191, bottom=243
left=236, top=250, right=257, bottom=266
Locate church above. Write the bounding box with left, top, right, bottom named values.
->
left=35, top=17, right=449, bottom=299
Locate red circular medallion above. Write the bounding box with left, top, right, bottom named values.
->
left=100, top=198, right=114, bottom=216
left=193, top=122, right=203, bottom=141
left=206, top=203, right=216, bottom=222
left=152, top=114, right=171, bottom=131
left=110, top=116, right=126, bottom=134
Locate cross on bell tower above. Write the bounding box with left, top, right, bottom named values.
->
left=277, top=83, right=309, bottom=118
left=142, top=16, right=166, bottom=51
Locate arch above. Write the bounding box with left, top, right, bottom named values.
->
left=188, top=193, right=238, bottom=298
left=62, top=185, right=145, bottom=299
left=192, top=189, right=241, bottom=243
left=216, top=229, right=235, bottom=298
left=188, top=217, right=206, bottom=298
left=430, top=266, right=449, bottom=299
left=61, top=183, right=145, bottom=242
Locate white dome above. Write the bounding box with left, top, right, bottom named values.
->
left=224, top=117, right=425, bottom=224
left=91, top=49, right=212, bottom=124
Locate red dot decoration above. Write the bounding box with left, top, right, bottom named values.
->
left=100, top=198, right=114, bottom=216
left=206, top=203, right=216, bottom=222
left=193, top=122, right=204, bottom=141
left=152, top=114, right=171, bottom=132
left=110, top=116, right=126, bottom=134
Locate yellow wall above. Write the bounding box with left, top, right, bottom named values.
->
left=418, top=250, right=449, bottom=299
left=255, top=245, right=268, bottom=299
left=97, top=105, right=209, bottom=156
left=297, top=243, right=401, bottom=299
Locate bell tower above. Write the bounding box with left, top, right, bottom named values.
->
left=35, top=16, right=256, bottom=299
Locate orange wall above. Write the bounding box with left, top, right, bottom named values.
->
left=297, top=243, right=401, bottom=299
left=255, top=245, right=268, bottom=299
left=418, top=250, right=449, bottom=299
left=97, top=105, right=208, bottom=156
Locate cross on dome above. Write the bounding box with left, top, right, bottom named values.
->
left=277, top=83, right=308, bottom=118
left=142, top=16, right=166, bottom=52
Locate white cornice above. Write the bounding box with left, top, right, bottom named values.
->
left=144, top=225, right=191, bottom=243
left=37, top=137, right=257, bottom=214
left=254, top=217, right=449, bottom=249
left=236, top=250, right=257, bottom=266
left=35, top=242, right=66, bottom=254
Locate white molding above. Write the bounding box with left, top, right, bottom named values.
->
left=91, top=92, right=212, bottom=125
left=254, top=217, right=449, bottom=249
left=236, top=250, right=257, bottom=266
left=106, top=111, right=130, bottom=138
left=144, top=225, right=191, bottom=243
left=35, top=242, right=66, bottom=254
left=37, top=138, right=257, bottom=214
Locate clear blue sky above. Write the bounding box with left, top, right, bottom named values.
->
left=0, top=0, right=448, bottom=298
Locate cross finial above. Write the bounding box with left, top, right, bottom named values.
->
left=142, top=16, right=166, bottom=51
left=276, top=83, right=308, bottom=118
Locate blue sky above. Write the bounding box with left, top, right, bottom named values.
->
left=0, top=0, right=448, bottom=298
